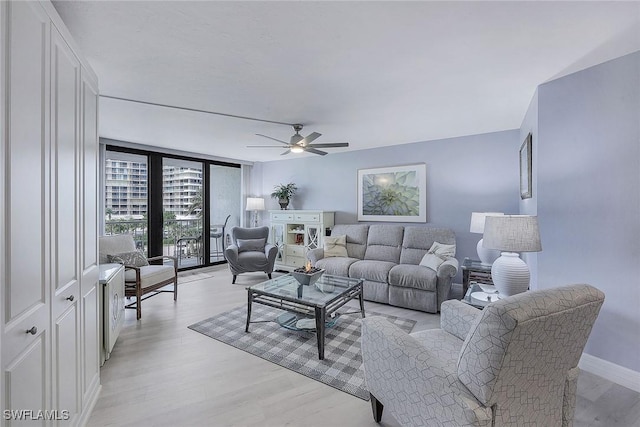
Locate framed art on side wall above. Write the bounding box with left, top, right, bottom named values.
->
left=357, top=163, right=426, bottom=222
left=520, top=133, right=533, bottom=199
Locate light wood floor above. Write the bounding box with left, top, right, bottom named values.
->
left=88, top=265, right=640, bottom=427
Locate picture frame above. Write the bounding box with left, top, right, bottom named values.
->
left=357, top=163, right=426, bottom=222
left=520, top=133, right=532, bottom=199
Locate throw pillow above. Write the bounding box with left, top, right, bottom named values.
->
left=419, top=253, right=445, bottom=271
left=237, top=238, right=266, bottom=253
left=108, top=250, right=149, bottom=267
left=324, top=235, right=348, bottom=258
left=428, top=241, right=456, bottom=258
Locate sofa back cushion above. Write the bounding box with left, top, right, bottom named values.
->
left=364, top=224, right=404, bottom=263
left=330, top=224, right=369, bottom=259
left=399, top=226, right=456, bottom=265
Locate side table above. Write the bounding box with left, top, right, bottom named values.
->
left=461, top=258, right=493, bottom=296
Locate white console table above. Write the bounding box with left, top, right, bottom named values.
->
left=269, top=210, right=335, bottom=271
left=99, top=263, right=125, bottom=365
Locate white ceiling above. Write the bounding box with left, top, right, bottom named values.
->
left=52, top=1, right=640, bottom=163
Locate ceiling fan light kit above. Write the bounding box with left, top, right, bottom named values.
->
left=250, top=123, right=349, bottom=156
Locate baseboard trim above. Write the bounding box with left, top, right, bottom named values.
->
left=579, top=353, right=640, bottom=393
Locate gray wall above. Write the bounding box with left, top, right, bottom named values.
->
left=519, top=90, right=539, bottom=288
left=255, top=130, right=520, bottom=281
left=537, top=51, right=639, bottom=372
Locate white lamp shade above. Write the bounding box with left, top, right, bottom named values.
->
left=246, top=197, right=265, bottom=211
left=470, top=212, right=504, bottom=234
left=483, top=215, right=541, bottom=253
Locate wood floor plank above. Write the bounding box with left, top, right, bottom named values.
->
left=88, top=265, right=640, bottom=427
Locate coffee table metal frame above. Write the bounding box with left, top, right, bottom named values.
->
left=245, top=274, right=365, bottom=360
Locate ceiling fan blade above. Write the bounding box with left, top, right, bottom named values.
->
left=300, top=132, right=321, bottom=145
left=256, top=134, right=289, bottom=145
left=307, top=143, right=349, bottom=148
left=304, top=147, right=328, bottom=156
left=246, top=145, right=290, bottom=148
left=280, top=149, right=291, bottom=156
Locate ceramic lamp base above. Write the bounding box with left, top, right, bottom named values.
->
left=491, top=252, right=530, bottom=297
left=477, top=238, right=501, bottom=266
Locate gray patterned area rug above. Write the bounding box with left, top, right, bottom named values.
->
left=188, top=305, right=416, bottom=400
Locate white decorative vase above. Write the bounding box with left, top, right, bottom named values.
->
left=476, top=238, right=501, bottom=266
left=491, top=252, right=530, bottom=297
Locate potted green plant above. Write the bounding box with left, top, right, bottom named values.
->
left=271, top=183, right=297, bottom=210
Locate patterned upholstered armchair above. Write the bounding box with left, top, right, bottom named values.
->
left=224, top=226, right=278, bottom=284
left=361, top=284, right=605, bottom=426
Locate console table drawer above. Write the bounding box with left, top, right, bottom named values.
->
left=294, top=213, right=320, bottom=222
left=272, top=213, right=294, bottom=221
left=287, top=256, right=306, bottom=268
left=285, top=245, right=305, bottom=257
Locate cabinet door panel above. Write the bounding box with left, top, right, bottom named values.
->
left=82, top=73, right=98, bottom=272
left=6, top=0, right=49, bottom=321
left=5, top=336, right=48, bottom=427
left=54, top=306, right=79, bottom=424
left=51, top=26, right=79, bottom=299
left=82, top=285, right=99, bottom=396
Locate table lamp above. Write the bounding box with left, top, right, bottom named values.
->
left=246, top=197, right=265, bottom=228
left=470, top=212, right=504, bottom=265
left=483, top=215, right=541, bottom=297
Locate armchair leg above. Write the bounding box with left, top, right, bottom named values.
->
left=370, top=393, right=383, bottom=423
left=232, top=275, right=237, bottom=284
left=268, top=273, right=272, bottom=280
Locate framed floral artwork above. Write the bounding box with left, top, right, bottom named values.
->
left=357, top=163, right=426, bottom=222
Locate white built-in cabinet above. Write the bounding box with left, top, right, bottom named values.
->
left=1, top=1, right=100, bottom=425
left=269, top=210, right=335, bottom=270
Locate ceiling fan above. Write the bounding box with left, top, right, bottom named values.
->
left=247, top=124, right=349, bottom=156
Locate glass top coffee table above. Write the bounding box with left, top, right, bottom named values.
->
left=245, top=273, right=365, bottom=360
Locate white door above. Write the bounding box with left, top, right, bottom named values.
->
left=50, top=24, right=81, bottom=424
left=1, top=1, right=52, bottom=421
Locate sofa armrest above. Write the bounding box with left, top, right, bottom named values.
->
left=307, top=248, right=324, bottom=265
left=361, top=316, right=492, bottom=426
left=437, top=257, right=459, bottom=279
left=440, top=299, right=482, bottom=341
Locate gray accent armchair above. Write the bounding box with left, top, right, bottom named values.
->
left=362, top=284, right=605, bottom=426
left=224, top=226, right=278, bottom=284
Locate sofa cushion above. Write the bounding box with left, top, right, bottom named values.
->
left=389, top=264, right=438, bottom=291
left=323, top=235, right=348, bottom=257
left=419, top=253, right=444, bottom=271
left=315, top=256, right=360, bottom=277
left=363, top=224, right=404, bottom=263
left=349, top=260, right=396, bottom=283
left=330, top=224, right=369, bottom=259
left=399, top=226, right=456, bottom=265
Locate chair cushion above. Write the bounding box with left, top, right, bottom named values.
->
left=99, top=234, right=137, bottom=264
left=108, top=250, right=149, bottom=267
left=389, top=264, right=437, bottom=291
left=324, top=235, right=348, bottom=257
left=410, top=328, right=464, bottom=371
left=125, top=265, right=175, bottom=288
left=349, top=260, right=395, bottom=283
left=237, top=238, right=265, bottom=253
left=315, top=256, right=360, bottom=277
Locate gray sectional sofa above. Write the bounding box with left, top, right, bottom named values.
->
left=307, top=224, right=458, bottom=313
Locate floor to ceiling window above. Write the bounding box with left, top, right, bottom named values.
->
left=104, top=150, right=149, bottom=254
left=103, top=144, right=241, bottom=270
left=209, top=164, right=241, bottom=263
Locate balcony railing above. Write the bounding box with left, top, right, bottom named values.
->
left=104, top=218, right=219, bottom=268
